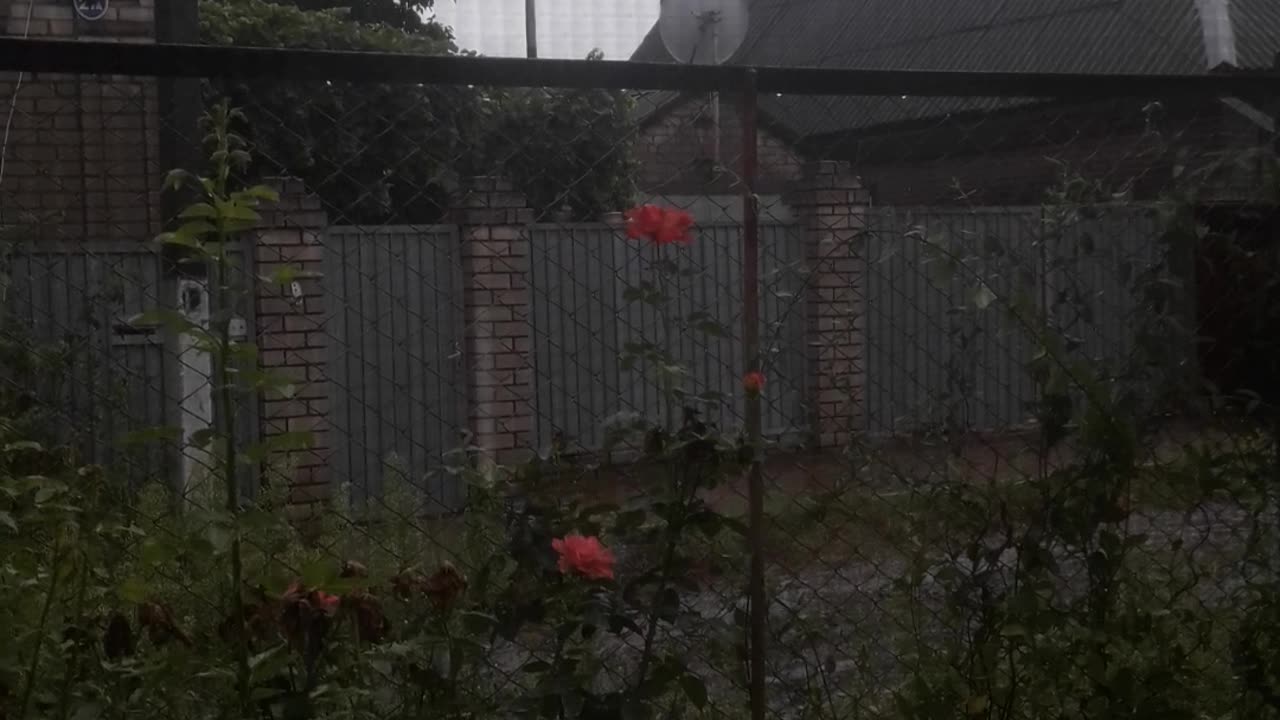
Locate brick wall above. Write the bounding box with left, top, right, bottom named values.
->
left=0, top=1, right=160, bottom=244
left=454, top=177, right=536, bottom=463
left=636, top=95, right=804, bottom=195
left=787, top=161, right=869, bottom=447
left=253, top=180, right=331, bottom=514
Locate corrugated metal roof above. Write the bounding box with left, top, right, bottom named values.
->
left=630, top=0, right=1280, bottom=136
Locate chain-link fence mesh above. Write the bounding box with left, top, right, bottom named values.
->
left=1, top=25, right=1280, bottom=720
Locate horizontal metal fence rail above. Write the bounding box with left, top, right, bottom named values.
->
left=0, top=38, right=1277, bottom=96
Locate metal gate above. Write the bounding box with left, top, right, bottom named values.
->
left=325, top=225, right=467, bottom=511
left=2, top=241, right=176, bottom=483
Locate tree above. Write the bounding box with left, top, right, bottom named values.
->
left=201, top=0, right=636, bottom=224
left=484, top=52, right=637, bottom=221
left=277, top=0, right=436, bottom=33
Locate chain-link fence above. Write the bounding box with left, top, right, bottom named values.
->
left=2, top=23, right=1280, bottom=720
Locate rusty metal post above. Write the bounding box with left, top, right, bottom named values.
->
left=740, top=68, right=767, bottom=720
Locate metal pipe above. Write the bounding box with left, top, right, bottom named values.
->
left=0, top=38, right=1275, bottom=97
left=740, top=67, right=766, bottom=720
left=525, top=0, right=538, bottom=59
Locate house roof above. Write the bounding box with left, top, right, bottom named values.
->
left=630, top=0, right=1280, bottom=137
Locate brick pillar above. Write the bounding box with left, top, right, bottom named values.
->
left=253, top=179, right=331, bottom=512
left=787, top=161, right=870, bottom=447
left=453, top=176, right=536, bottom=463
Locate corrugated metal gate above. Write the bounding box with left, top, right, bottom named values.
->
left=527, top=221, right=808, bottom=452
left=325, top=226, right=467, bottom=510
left=3, top=241, right=174, bottom=480
left=1, top=240, right=262, bottom=491
left=864, top=205, right=1171, bottom=435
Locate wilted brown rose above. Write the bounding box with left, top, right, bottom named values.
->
left=137, top=601, right=192, bottom=648
left=423, top=562, right=468, bottom=611
left=344, top=590, right=391, bottom=644
left=390, top=571, right=427, bottom=601
left=340, top=560, right=369, bottom=579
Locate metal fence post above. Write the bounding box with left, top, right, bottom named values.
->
left=740, top=67, right=767, bottom=720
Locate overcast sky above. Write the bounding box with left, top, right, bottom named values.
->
left=431, top=0, right=660, bottom=60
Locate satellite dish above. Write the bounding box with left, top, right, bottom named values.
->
left=658, top=0, right=749, bottom=65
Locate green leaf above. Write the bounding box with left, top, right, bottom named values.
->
left=34, top=481, right=66, bottom=504
left=163, top=169, right=192, bottom=192
left=189, top=427, right=219, bottom=449
left=0, top=511, right=16, bottom=533
left=614, top=509, right=647, bottom=533
left=300, top=558, right=335, bottom=587
left=156, top=231, right=203, bottom=251
left=460, top=611, right=497, bottom=635
left=972, top=283, right=997, bottom=310
left=245, top=185, right=280, bottom=203
left=267, top=266, right=298, bottom=286
left=1001, top=624, right=1028, bottom=638
left=140, top=538, right=174, bottom=565
left=179, top=203, right=218, bottom=220
left=118, top=575, right=149, bottom=603
left=679, top=674, right=707, bottom=709
left=3, top=440, right=43, bottom=452
left=249, top=644, right=284, bottom=672
left=220, top=203, right=261, bottom=222
left=204, top=521, right=233, bottom=554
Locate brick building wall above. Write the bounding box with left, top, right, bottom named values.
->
left=636, top=94, right=804, bottom=195
left=0, top=1, right=160, bottom=244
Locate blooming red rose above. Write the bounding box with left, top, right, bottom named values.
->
left=625, top=205, right=694, bottom=246
left=625, top=204, right=664, bottom=240
left=653, top=207, right=694, bottom=245
left=552, top=534, right=616, bottom=581
left=283, top=581, right=340, bottom=617
left=743, top=371, right=766, bottom=395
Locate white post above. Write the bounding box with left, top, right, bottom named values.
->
left=176, top=276, right=213, bottom=501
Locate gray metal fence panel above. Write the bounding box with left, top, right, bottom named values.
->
left=528, top=221, right=807, bottom=453
left=325, top=225, right=466, bottom=511
left=867, top=207, right=1043, bottom=435
left=866, top=205, right=1170, bottom=435
left=1, top=241, right=173, bottom=482
left=1045, top=206, right=1167, bottom=376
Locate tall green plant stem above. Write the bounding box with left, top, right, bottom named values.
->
left=209, top=112, right=251, bottom=713
left=634, top=467, right=700, bottom=694
left=17, top=539, right=65, bottom=720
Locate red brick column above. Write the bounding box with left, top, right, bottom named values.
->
left=453, top=176, right=536, bottom=463
left=787, top=161, right=870, bottom=447
left=253, top=179, right=330, bottom=511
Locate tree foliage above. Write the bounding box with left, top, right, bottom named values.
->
left=200, top=0, right=635, bottom=224
left=279, top=0, right=436, bottom=32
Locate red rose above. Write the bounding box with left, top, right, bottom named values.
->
left=624, top=205, right=694, bottom=246
left=625, top=204, right=664, bottom=240
left=551, top=534, right=616, bottom=581
left=743, top=371, right=766, bottom=395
